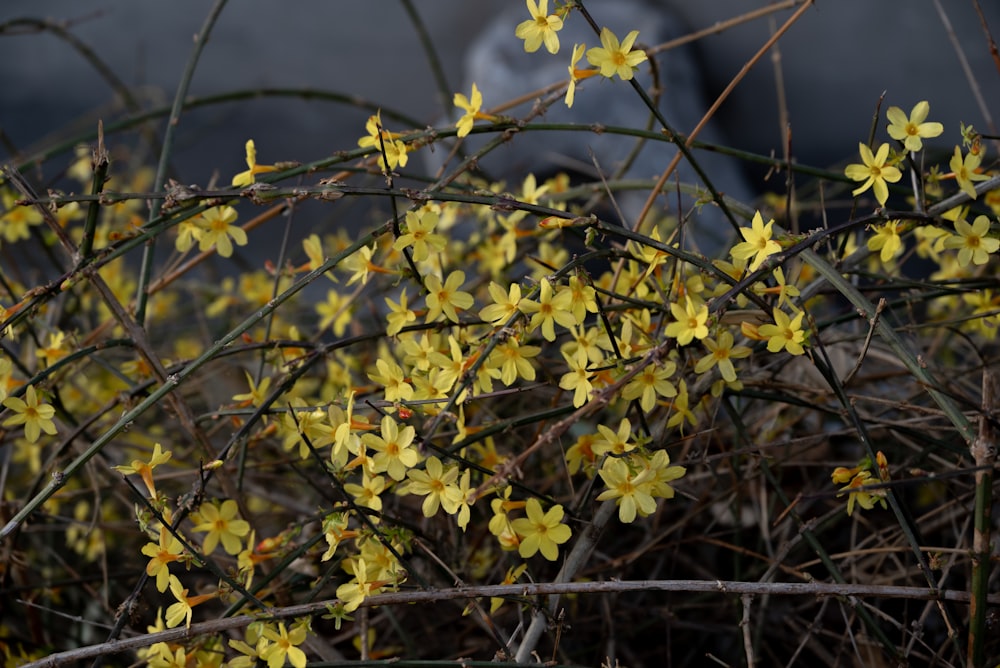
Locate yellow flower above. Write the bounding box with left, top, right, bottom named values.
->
left=730, top=211, right=782, bottom=271
left=363, top=415, right=419, bottom=481
left=597, top=458, right=656, bottom=523
left=413, top=368, right=450, bottom=404
left=565, top=431, right=598, bottom=475
left=0, top=188, right=43, bottom=243
left=866, top=220, right=904, bottom=263
left=164, top=575, right=216, bottom=629
left=562, top=324, right=603, bottom=366
left=316, top=288, right=353, bottom=337
left=454, top=83, right=497, bottom=138
left=37, top=331, right=69, bottom=368
left=950, top=146, right=991, bottom=199
left=113, top=442, right=172, bottom=498
left=490, top=564, right=528, bottom=613
left=944, top=215, right=999, bottom=266
left=342, top=243, right=379, bottom=286
left=403, top=456, right=461, bottom=518
left=228, top=633, right=268, bottom=668
left=2, top=385, right=57, bottom=443
left=174, top=219, right=203, bottom=253
left=67, top=145, right=93, bottom=184
left=558, top=350, right=594, bottom=407
left=963, top=289, right=1000, bottom=338
left=424, top=270, right=474, bottom=323
left=665, top=380, right=697, bottom=433
left=321, top=512, right=357, bottom=562
left=664, top=296, right=709, bottom=346
left=232, top=372, right=272, bottom=410
left=231, top=139, right=278, bottom=187
left=488, top=488, right=525, bottom=540
left=237, top=529, right=279, bottom=588
left=757, top=308, right=807, bottom=355
left=511, top=498, right=572, bottom=561
left=141, top=526, right=185, bottom=592
left=886, top=101, right=943, bottom=152
left=479, top=281, right=523, bottom=327
left=385, top=288, right=417, bottom=336
left=0, top=356, right=14, bottom=402
left=876, top=450, right=890, bottom=483
left=585, top=28, right=648, bottom=81
left=565, top=275, right=598, bottom=323
left=336, top=558, right=386, bottom=612
left=519, top=278, right=575, bottom=341
left=394, top=209, right=447, bottom=261
left=504, top=172, right=550, bottom=225
left=514, top=0, right=563, bottom=54
left=427, top=334, right=465, bottom=393
left=453, top=469, right=475, bottom=531
left=693, top=331, right=750, bottom=383
left=914, top=224, right=950, bottom=261
left=282, top=399, right=334, bottom=458
left=592, top=418, right=638, bottom=458
left=301, top=233, right=328, bottom=274
left=643, top=449, right=687, bottom=499
left=622, top=360, right=677, bottom=412
left=837, top=470, right=887, bottom=516
left=489, top=337, right=540, bottom=385
left=830, top=464, right=861, bottom=484
left=368, top=357, right=415, bottom=403
left=196, top=206, right=246, bottom=258
left=844, top=142, right=902, bottom=206
left=333, top=391, right=369, bottom=456
left=343, top=473, right=386, bottom=513
left=358, top=110, right=409, bottom=172
left=191, top=499, right=251, bottom=555
left=566, top=42, right=597, bottom=108
left=260, top=622, right=308, bottom=668
left=401, top=332, right=437, bottom=371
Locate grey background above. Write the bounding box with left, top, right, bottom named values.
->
left=1, top=1, right=998, bottom=251
left=1, top=1, right=506, bottom=185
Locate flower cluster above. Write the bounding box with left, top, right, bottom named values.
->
left=4, top=4, right=1000, bottom=664
left=832, top=452, right=890, bottom=516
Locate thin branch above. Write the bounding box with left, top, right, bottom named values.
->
left=23, top=579, right=999, bottom=668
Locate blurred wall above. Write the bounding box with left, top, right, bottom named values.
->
left=677, top=1, right=1000, bottom=166
left=1, top=1, right=997, bottom=233
left=0, top=1, right=507, bottom=181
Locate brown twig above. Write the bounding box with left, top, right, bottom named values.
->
left=23, top=579, right=1000, bottom=668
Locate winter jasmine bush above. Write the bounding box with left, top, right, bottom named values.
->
left=1, top=1, right=998, bottom=666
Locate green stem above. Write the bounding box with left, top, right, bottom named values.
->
left=968, top=370, right=997, bottom=667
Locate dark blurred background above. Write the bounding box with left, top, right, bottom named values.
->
left=0, top=1, right=508, bottom=186
left=4, top=2, right=997, bottom=184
